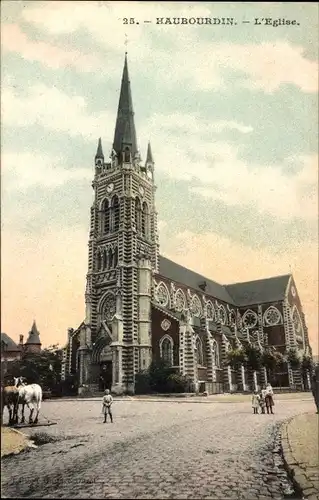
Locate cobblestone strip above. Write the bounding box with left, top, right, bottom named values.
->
left=281, top=416, right=319, bottom=500
left=1, top=400, right=315, bottom=500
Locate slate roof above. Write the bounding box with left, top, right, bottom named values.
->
left=146, top=142, right=154, bottom=164
left=113, top=54, right=138, bottom=158
left=95, top=137, right=104, bottom=159
left=1, top=332, right=20, bottom=351
left=158, top=256, right=235, bottom=304
left=225, top=275, right=291, bottom=307
left=26, top=320, right=41, bottom=345
left=158, top=255, right=290, bottom=307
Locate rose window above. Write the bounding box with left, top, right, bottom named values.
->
left=264, top=306, right=281, bottom=326
left=190, top=295, right=202, bottom=317
left=175, top=289, right=185, bottom=312
left=103, top=294, right=116, bottom=321
left=156, top=283, right=169, bottom=307
left=242, top=310, right=258, bottom=329
left=206, top=301, right=215, bottom=320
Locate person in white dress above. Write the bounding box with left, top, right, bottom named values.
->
left=252, top=390, right=260, bottom=414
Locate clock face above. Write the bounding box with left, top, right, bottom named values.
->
left=106, top=183, right=114, bottom=193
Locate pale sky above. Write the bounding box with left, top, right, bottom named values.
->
left=1, top=1, right=318, bottom=355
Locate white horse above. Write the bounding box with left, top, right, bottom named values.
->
left=14, top=377, right=42, bottom=424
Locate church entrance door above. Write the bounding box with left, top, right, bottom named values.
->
left=99, top=361, right=112, bottom=391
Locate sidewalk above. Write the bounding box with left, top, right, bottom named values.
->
left=281, top=412, right=319, bottom=500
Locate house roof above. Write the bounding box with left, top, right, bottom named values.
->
left=225, top=275, right=291, bottom=307
left=1, top=332, right=20, bottom=352
left=158, top=255, right=290, bottom=308
left=158, top=256, right=235, bottom=304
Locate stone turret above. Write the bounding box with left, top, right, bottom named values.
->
left=25, top=320, right=42, bottom=353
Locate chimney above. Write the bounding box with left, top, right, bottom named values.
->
left=19, top=334, right=24, bottom=345
left=198, top=281, right=207, bottom=291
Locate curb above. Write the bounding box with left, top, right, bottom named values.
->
left=42, top=398, right=249, bottom=404
left=280, top=413, right=319, bottom=500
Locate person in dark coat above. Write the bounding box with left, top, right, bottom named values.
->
left=265, top=383, right=274, bottom=414
left=311, top=364, right=319, bottom=413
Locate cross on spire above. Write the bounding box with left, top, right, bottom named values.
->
left=124, top=33, right=128, bottom=53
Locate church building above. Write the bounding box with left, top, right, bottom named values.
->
left=61, top=54, right=311, bottom=395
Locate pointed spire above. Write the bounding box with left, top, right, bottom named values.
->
left=31, top=320, right=38, bottom=335
left=26, top=320, right=41, bottom=345
left=146, top=141, right=154, bottom=164
left=95, top=137, right=104, bottom=159
left=112, top=53, right=138, bottom=159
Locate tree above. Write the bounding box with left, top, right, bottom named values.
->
left=148, top=358, right=175, bottom=392
left=261, top=348, right=276, bottom=371
left=5, top=345, right=63, bottom=394
left=274, top=350, right=285, bottom=366
left=301, top=354, right=313, bottom=374
left=287, top=348, right=301, bottom=370
left=243, top=344, right=262, bottom=371
left=135, top=359, right=189, bottom=394
left=226, top=348, right=246, bottom=369
left=261, top=348, right=284, bottom=371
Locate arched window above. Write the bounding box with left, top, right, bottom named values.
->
left=160, top=335, right=173, bottom=366
left=212, top=340, right=219, bottom=368
left=135, top=197, right=142, bottom=233
left=108, top=248, right=113, bottom=269
left=97, top=250, right=102, bottom=271
left=196, top=336, right=204, bottom=366
left=142, top=202, right=149, bottom=238
left=103, top=248, right=107, bottom=270
left=124, top=147, right=131, bottom=163
left=111, top=196, right=120, bottom=232
left=113, top=247, right=118, bottom=268
left=102, top=199, right=110, bottom=234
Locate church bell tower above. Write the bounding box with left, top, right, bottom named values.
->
left=83, top=53, right=159, bottom=394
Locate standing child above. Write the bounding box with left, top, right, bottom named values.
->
left=252, top=390, right=260, bottom=414
left=102, top=389, right=113, bottom=423
left=259, top=386, right=266, bottom=414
